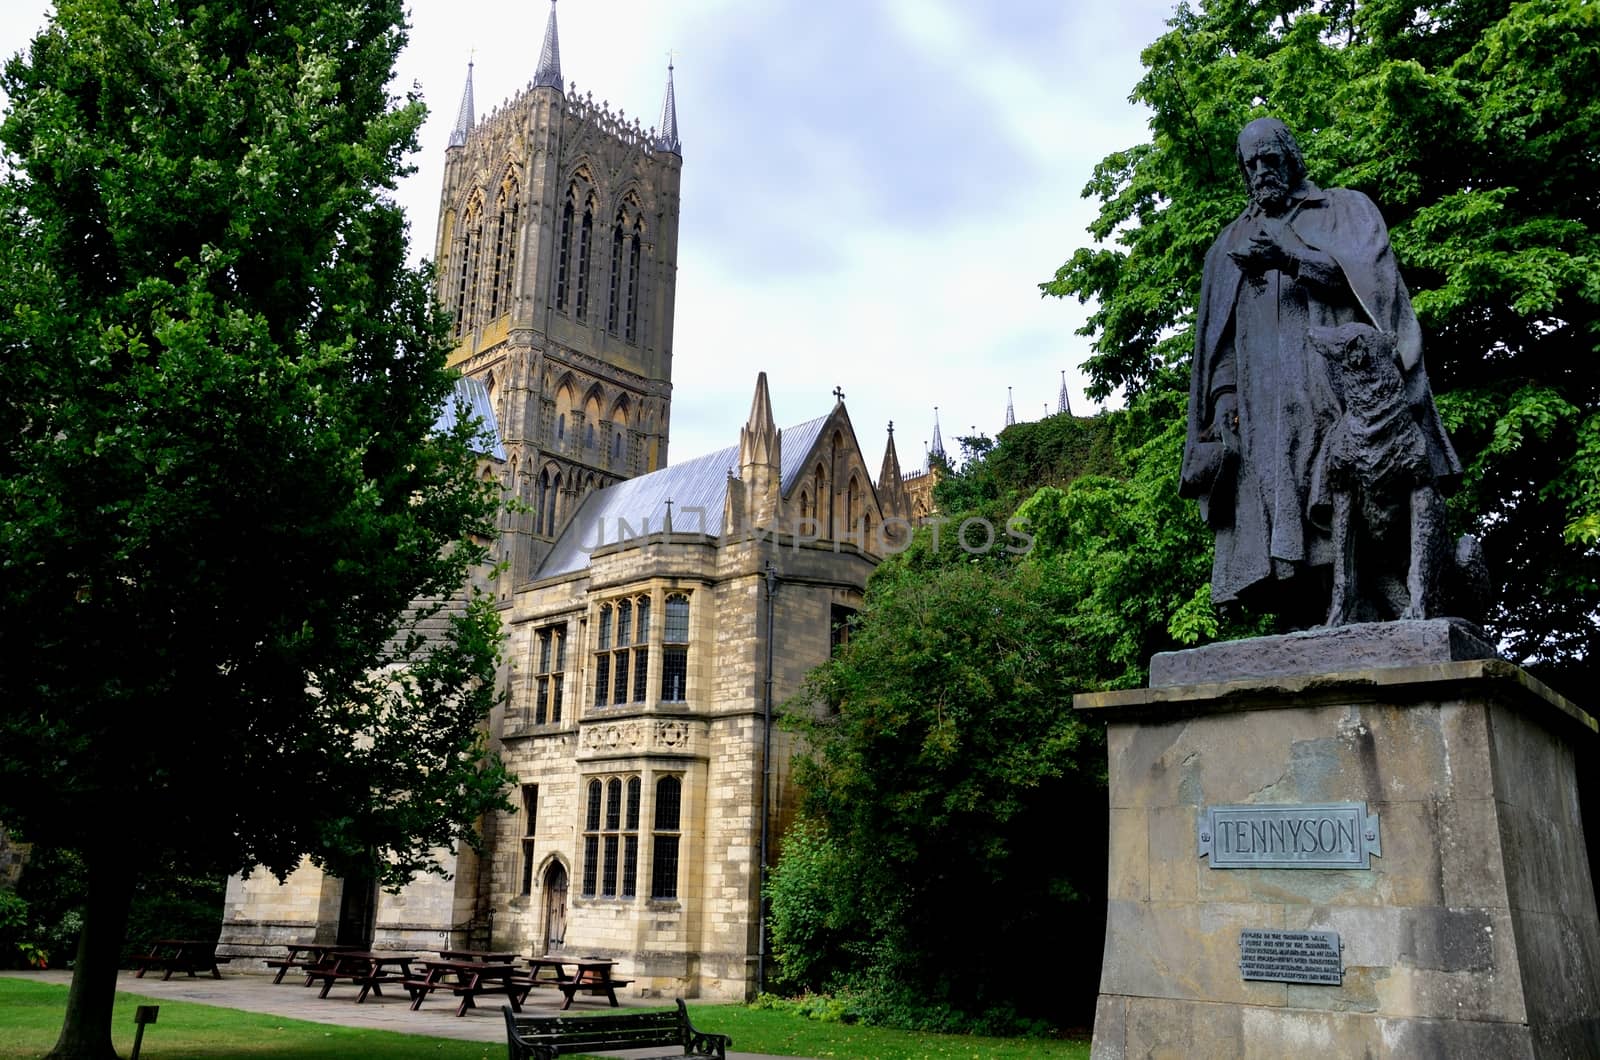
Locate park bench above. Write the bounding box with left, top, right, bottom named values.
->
left=502, top=999, right=731, bottom=1059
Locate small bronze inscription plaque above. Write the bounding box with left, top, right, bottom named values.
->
left=1239, top=929, right=1343, bottom=985
left=1197, top=802, right=1381, bottom=869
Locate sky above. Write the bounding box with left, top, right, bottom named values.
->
left=0, top=0, right=1180, bottom=472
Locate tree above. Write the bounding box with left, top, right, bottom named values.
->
left=1043, top=0, right=1600, bottom=685
left=0, top=2, right=510, bottom=1056
left=787, top=552, right=1108, bottom=1028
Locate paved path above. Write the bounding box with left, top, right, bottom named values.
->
left=1, top=968, right=804, bottom=1060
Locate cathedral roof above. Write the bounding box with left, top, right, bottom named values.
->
left=448, top=60, right=474, bottom=148
left=538, top=414, right=829, bottom=578
left=533, top=0, right=563, bottom=90
left=435, top=376, right=506, bottom=460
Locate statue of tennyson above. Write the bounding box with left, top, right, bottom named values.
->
left=1178, top=118, right=1461, bottom=628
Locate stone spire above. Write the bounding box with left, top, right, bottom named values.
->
left=1058, top=370, right=1073, bottom=416
left=655, top=60, right=681, bottom=154
left=878, top=422, right=906, bottom=514
left=1005, top=386, right=1016, bottom=427
left=448, top=59, right=475, bottom=148
left=739, top=371, right=780, bottom=469
left=930, top=407, right=947, bottom=463
left=734, top=372, right=781, bottom=531
left=533, top=0, right=562, bottom=90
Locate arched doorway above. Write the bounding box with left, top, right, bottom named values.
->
left=542, top=862, right=568, bottom=951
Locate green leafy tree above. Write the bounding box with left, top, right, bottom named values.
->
left=786, top=548, right=1107, bottom=1027
left=0, top=2, right=510, bottom=1056
left=1044, top=0, right=1600, bottom=683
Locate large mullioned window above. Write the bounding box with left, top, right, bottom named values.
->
left=534, top=623, right=565, bottom=724
left=660, top=593, right=689, bottom=702
left=581, top=775, right=641, bottom=898
left=651, top=775, right=682, bottom=899
left=593, top=595, right=649, bottom=709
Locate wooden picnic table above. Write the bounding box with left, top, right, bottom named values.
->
left=265, top=943, right=359, bottom=985
left=436, top=947, right=517, bottom=963
left=130, top=939, right=232, bottom=981
left=523, top=955, right=632, bottom=1009
left=302, top=950, right=416, bottom=1003
left=406, top=959, right=530, bottom=1017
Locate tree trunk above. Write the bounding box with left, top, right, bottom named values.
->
left=45, top=846, right=136, bottom=1060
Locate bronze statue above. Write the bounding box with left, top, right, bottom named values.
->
left=1179, top=118, right=1471, bottom=627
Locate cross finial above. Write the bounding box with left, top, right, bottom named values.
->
left=887, top=420, right=894, bottom=435
left=832, top=386, right=845, bottom=403
left=664, top=497, right=674, bottom=533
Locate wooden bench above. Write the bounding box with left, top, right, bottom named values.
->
left=503, top=1000, right=730, bottom=1060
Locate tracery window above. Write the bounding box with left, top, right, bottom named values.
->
left=651, top=775, right=682, bottom=900
left=534, top=623, right=565, bottom=724
left=660, top=593, right=689, bottom=702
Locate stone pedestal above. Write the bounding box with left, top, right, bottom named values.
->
left=1075, top=622, right=1600, bottom=1058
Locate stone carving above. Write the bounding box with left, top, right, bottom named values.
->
left=582, top=722, right=643, bottom=751
left=654, top=720, right=690, bottom=748
left=1180, top=117, right=1476, bottom=627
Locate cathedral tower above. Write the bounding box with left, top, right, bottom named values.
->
left=435, top=1, right=683, bottom=585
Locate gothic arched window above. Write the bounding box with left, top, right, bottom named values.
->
left=555, top=199, right=574, bottom=310
left=625, top=222, right=643, bottom=342
left=454, top=196, right=484, bottom=336
left=575, top=202, right=595, bottom=322
left=607, top=219, right=624, bottom=333
left=490, top=177, right=519, bottom=319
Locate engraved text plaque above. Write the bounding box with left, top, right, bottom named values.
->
left=1197, top=802, right=1381, bottom=869
left=1239, top=929, right=1343, bottom=985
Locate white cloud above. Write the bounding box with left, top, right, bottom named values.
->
left=0, top=0, right=1180, bottom=469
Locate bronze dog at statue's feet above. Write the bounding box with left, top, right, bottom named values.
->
left=1310, top=323, right=1485, bottom=626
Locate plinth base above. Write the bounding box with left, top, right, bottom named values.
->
left=1075, top=638, right=1600, bottom=1059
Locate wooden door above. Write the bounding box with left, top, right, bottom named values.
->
left=542, top=862, right=568, bottom=950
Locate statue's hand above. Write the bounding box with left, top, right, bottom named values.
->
left=1213, top=393, right=1240, bottom=454
left=1230, top=218, right=1295, bottom=274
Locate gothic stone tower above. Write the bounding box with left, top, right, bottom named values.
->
left=436, top=1, right=683, bottom=589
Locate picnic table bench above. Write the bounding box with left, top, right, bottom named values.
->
left=130, top=939, right=232, bottom=980
left=403, top=958, right=532, bottom=1017
left=522, top=955, right=632, bottom=1009
left=302, top=950, right=415, bottom=1003
left=264, top=943, right=356, bottom=985
left=503, top=999, right=730, bottom=1059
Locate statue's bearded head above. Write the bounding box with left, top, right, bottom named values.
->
left=1236, top=118, right=1307, bottom=216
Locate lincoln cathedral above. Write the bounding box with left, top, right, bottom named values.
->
left=220, top=2, right=919, bottom=999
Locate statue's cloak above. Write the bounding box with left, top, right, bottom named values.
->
left=1179, top=183, right=1460, bottom=608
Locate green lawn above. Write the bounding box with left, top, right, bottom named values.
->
left=0, top=977, right=1090, bottom=1059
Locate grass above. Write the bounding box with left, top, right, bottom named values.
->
left=0, top=977, right=1091, bottom=1060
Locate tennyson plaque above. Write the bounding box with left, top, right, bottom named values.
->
left=1239, top=929, right=1343, bottom=985
left=1197, top=802, right=1381, bottom=869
